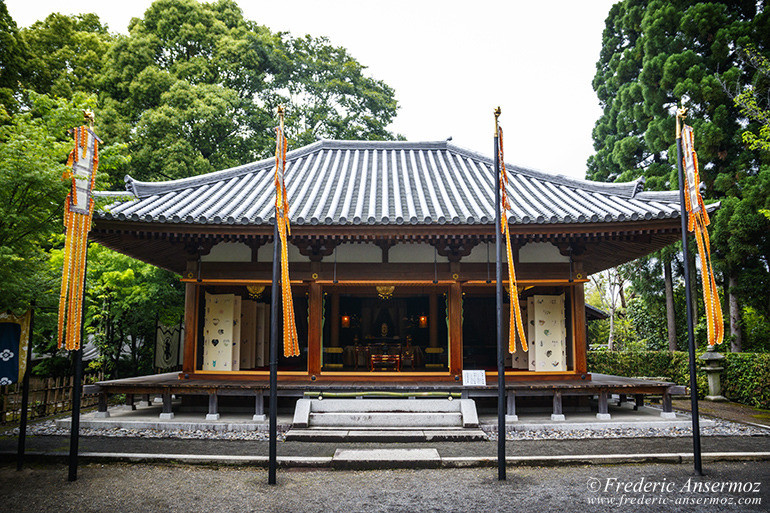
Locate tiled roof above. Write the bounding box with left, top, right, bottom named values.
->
left=95, top=139, right=692, bottom=227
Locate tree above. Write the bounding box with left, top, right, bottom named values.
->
left=0, top=91, right=95, bottom=312
left=589, top=0, right=770, bottom=350
left=87, top=244, right=183, bottom=378
left=98, top=0, right=399, bottom=184
left=21, top=12, right=114, bottom=100
left=0, top=1, right=29, bottom=117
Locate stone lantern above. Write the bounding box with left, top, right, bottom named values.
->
left=699, top=345, right=727, bottom=402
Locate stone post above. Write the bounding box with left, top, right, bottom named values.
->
left=699, top=345, right=727, bottom=402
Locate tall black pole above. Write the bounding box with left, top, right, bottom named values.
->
left=16, top=304, right=35, bottom=471
left=68, top=252, right=88, bottom=482
left=676, top=111, right=703, bottom=476
left=268, top=220, right=280, bottom=485
left=494, top=108, right=506, bottom=481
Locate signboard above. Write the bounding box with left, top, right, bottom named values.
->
left=462, top=370, right=487, bottom=387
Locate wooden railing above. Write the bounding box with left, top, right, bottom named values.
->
left=0, top=372, right=104, bottom=424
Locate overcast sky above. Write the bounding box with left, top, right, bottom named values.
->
left=6, top=0, right=617, bottom=180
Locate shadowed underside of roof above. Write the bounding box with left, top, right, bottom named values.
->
left=95, top=139, right=693, bottom=227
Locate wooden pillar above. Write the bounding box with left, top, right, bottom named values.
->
left=206, top=392, right=219, bottom=420
left=254, top=390, right=265, bottom=418
left=506, top=391, right=517, bottom=421
left=125, top=394, right=135, bottom=411
left=182, top=282, right=198, bottom=375
left=597, top=390, right=610, bottom=420
left=95, top=392, right=109, bottom=418
left=429, top=293, right=438, bottom=348
left=634, top=394, right=644, bottom=411
left=160, top=392, right=174, bottom=420
left=448, top=282, right=463, bottom=375
left=551, top=391, right=565, bottom=421
left=662, top=390, right=672, bottom=413
left=330, top=293, right=339, bottom=347
left=308, top=282, right=322, bottom=375
left=571, top=281, right=588, bottom=375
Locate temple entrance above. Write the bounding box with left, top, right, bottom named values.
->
left=321, top=287, right=449, bottom=372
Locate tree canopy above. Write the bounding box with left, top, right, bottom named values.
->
left=589, top=0, right=770, bottom=351
left=0, top=0, right=401, bottom=375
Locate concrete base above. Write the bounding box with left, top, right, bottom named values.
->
left=332, top=448, right=441, bottom=469
left=138, top=401, right=151, bottom=407
left=93, top=411, right=110, bottom=418
left=596, top=413, right=612, bottom=421
left=705, top=395, right=728, bottom=402
left=551, top=414, right=566, bottom=422
left=660, top=412, right=677, bottom=420
left=205, top=413, right=220, bottom=421
left=286, top=428, right=487, bottom=442
left=505, top=415, right=519, bottom=423
left=252, top=414, right=266, bottom=422
left=159, top=413, right=175, bottom=420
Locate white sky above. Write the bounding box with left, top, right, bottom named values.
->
left=6, top=0, right=617, bottom=179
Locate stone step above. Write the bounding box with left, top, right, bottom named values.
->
left=285, top=428, right=488, bottom=442
left=309, top=412, right=463, bottom=428
left=309, top=398, right=461, bottom=413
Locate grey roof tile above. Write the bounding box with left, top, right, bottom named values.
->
left=95, top=139, right=700, bottom=227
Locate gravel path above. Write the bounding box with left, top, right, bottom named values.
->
left=1, top=461, right=767, bottom=513
left=2, top=413, right=765, bottom=442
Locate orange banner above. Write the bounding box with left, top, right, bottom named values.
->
left=57, top=125, right=99, bottom=351
left=274, top=115, right=299, bottom=357
left=681, top=124, right=724, bottom=346
left=498, top=127, right=528, bottom=353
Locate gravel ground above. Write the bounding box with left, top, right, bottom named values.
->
left=485, top=418, right=769, bottom=441
left=1, top=461, right=767, bottom=513
left=0, top=420, right=286, bottom=441
left=3, top=415, right=764, bottom=443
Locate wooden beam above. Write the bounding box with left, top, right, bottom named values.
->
left=308, top=282, right=322, bottom=375
left=182, top=282, right=198, bottom=376
left=572, top=282, right=588, bottom=375
left=448, top=282, right=463, bottom=375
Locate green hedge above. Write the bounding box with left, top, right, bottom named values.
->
left=587, top=350, right=770, bottom=410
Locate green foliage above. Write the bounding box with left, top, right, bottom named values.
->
left=96, top=0, right=399, bottom=184
left=1, top=1, right=400, bottom=379
left=730, top=45, right=770, bottom=151
left=721, top=352, right=770, bottom=409
left=0, top=1, right=29, bottom=116
left=742, top=306, right=770, bottom=352
left=590, top=1, right=770, bottom=349
left=588, top=350, right=770, bottom=409
left=0, top=91, right=95, bottom=312
left=21, top=12, right=114, bottom=99
left=85, top=244, right=184, bottom=378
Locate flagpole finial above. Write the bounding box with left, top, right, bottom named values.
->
left=83, top=110, right=95, bottom=129
left=494, top=106, right=501, bottom=134
left=676, top=106, right=688, bottom=139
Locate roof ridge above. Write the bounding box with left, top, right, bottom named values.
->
left=122, top=138, right=648, bottom=200
left=444, top=142, right=646, bottom=199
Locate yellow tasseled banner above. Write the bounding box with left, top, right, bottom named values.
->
left=57, top=126, right=97, bottom=351
left=274, top=123, right=300, bottom=358
left=681, top=125, right=724, bottom=346
left=498, top=127, right=528, bottom=353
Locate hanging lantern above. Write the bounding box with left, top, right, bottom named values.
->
left=341, top=315, right=350, bottom=328
left=247, top=285, right=266, bottom=300
left=376, top=285, right=395, bottom=300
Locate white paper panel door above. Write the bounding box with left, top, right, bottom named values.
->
left=202, top=293, right=235, bottom=371
left=531, top=294, right=567, bottom=372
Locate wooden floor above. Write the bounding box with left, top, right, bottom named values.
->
left=89, top=372, right=684, bottom=397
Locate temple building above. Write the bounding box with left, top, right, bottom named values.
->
left=88, top=139, right=695, bottom=421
